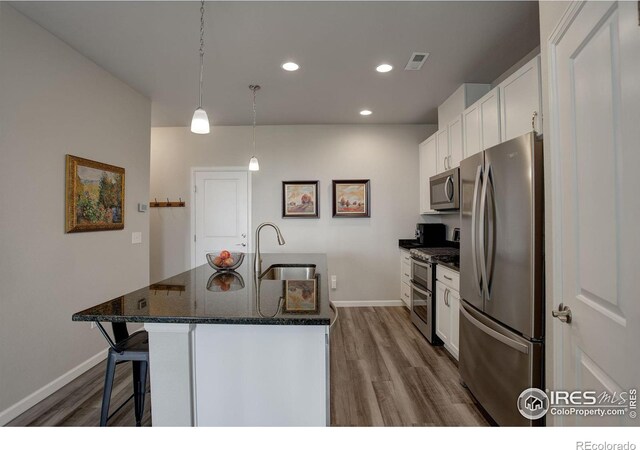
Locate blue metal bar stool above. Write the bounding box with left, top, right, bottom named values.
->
left=95, top=322, right=149, bottom=426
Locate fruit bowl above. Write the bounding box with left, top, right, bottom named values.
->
left=206, top=272, right=245, bottom=292
left=206, top=251, right=244, bottom=271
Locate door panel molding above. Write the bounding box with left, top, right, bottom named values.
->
left=190, top=167, right=252, bottom=269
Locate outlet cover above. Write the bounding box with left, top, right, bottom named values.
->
left=131, top=232, right=142, bottom=244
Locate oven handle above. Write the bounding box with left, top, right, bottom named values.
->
left=410, top=281, right=431, bottom=298
left=410, top=258, right=431, bottom=269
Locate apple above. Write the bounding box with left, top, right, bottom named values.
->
left=213, top=256, right=223, bottom=266
left=219, top=250, right=231, bottom=260
left=223, top=257, right=234, bottom=267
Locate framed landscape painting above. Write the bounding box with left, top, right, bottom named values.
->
left=282, top=181, right=319, bottom=218
left=332, top=179, right=370, bottom=218
left=65, top=155, right=125, bottom=233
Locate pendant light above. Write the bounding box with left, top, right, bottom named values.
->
left=248, top=85, right=261, bottom=171
left=191, top=0, right=210, bottom=134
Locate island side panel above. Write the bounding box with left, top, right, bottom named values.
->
left=194, top=324, right=329, bottom=426
left=144, top=323, right=196, bottom=426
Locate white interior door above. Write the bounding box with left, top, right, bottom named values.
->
left=550, top=0, right=640, bottom=426
left=193, top=170, right=249, bottom=268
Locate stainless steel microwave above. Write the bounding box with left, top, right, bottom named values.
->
left=430, top=168, right=459, bottom=211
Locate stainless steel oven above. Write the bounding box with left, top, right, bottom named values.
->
left=430, top=168, right=459, bottom=211
left=410, top=257, right=442, bottom=345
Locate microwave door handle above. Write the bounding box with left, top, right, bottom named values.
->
left=479, top=163, right=491, bottom=300
left=471, top=165, right=483, bottom=297
left=443, top=176, right=451, bottom=202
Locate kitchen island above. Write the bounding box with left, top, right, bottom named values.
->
left=73, top=253, right=332, bottom=426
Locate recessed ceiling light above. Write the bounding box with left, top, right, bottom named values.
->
left=376, top=64, right=393, bottom=73
left=282, top=62, right=299, bottom=71
left=360, top=109, right=372, bottom=116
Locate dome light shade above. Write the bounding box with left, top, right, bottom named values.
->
left=248, top=156, right=260, bottom=171
left=191, top=108, right=210, bottom=134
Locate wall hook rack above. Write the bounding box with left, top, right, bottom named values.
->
left=150, top=197, right=185, bottom=208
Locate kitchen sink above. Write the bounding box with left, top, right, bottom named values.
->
left=259, top=264, right=316, bottom=280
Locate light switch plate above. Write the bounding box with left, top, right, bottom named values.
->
left=132, top=232, right=142, bottom=244
left=331, top=275, right=337, bottom=290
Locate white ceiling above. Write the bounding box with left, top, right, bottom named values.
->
left=11, top=1, right=540, bottom=126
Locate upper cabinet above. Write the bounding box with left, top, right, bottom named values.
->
left=436, top=128, right=449, bottom=173
left=499, top=55, right=542, bottom=142
left=420, top=55, right=541, bottom=215
left=463, top=87, right=501, bottom=159
left=447, top=115, right=463, bottom=168
left=419, top=135, right=438, bottom=214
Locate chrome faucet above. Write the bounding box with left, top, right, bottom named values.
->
left=254, top=222, right=286, bottom=274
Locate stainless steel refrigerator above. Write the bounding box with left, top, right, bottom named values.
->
left=459, top=132, right=544, bottom=426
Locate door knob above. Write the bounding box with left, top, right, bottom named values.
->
left=552, top=303, right=572, bottom=324
left=236, top=243, right=246, bottom=247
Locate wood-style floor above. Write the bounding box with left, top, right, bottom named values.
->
left=8, top=306, right=489, bottom=427
left=7, top=360, right=151, bottom=427
left=330, top=307, right=489, bottom=426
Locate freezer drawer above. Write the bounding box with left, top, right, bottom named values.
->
left=459, top=301, right=543, bottom=426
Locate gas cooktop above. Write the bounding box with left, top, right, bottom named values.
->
left=409, top=247, right=459, bottom=262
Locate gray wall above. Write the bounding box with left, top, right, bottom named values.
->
left=0, top=4, right=151, bottom=420
left=150, top=124, right=435, bottom=302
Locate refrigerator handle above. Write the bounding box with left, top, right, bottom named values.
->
left=479, top=163, right=491, bottom=301
left=471, top=165, right=483, bottom=297
left=460, top=303, right=529, bottom=354
left=486, top=167, right=496, bottom=299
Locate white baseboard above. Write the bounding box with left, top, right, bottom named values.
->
left=0, top=348, right=108, bottom=426
left=331, top=300, right=406, bottom=308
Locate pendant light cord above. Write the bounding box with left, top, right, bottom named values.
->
left=252, top=87, right=257, bottom=153
left=198, top=0, right=205, bottom=108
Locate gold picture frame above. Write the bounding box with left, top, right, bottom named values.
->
left=65, top=155, right=125, bottom=233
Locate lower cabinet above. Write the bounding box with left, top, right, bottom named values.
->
left=400, top=249, right=411, bottom=308
left=435, top=266, right=460, bottom=360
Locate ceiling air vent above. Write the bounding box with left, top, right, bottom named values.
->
left=404, top=52, right=430, bottom=71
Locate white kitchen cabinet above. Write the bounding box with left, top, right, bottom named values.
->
left=463, top=87, right=502, bottom=159
left=435, top=281, right=450, bottom=345
left=418, top=135, right=438, bottom=214
left=399, top=249, right=411, bottom=308
left=479, top=87, right=501, bottom=150
left=435, top=265, right=460, bottom=360
left=436, top=128, right=449, bottom=173
left=499, top=55, right=542, bottom=142
left=435, top=115, right=463, bottom=172
left=448, top=288, right=460, bottom=359
left=447, top=115, right=463, bottom=168
left=462, top=103, right=481, bottom=158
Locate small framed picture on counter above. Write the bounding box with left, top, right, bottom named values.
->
left=332, top=179, right=370, bottom=218
left=282, top=181, right=319, bottom=218
left=283, top=279, right=318, bottom=314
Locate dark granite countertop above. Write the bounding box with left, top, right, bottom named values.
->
left=399, top=239, right=422, bottom=250
left=432, top=254, right=460, bottom=273
left=72, top=253, right=331, bottom=326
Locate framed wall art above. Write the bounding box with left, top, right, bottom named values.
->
left=282, top=181, right=319, bottom=218
left=283, top=279, right=319, bottom=314
left=65, top=154, right=125, bottom=233
left=332, top=179, right=370, bottom=218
